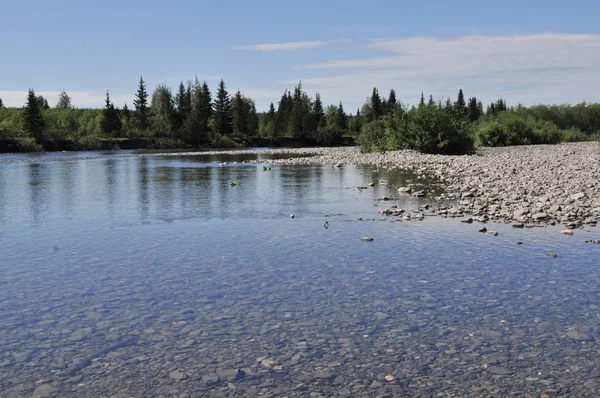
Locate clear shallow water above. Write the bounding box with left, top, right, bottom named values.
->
left=0, top=151, right=599, bottom=397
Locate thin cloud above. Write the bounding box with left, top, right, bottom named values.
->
left=231, top=39, right=350, bottom=52
left=293, top=33, right=600, bottom=111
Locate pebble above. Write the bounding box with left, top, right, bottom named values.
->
left=252, top=142, right=600, bottom=226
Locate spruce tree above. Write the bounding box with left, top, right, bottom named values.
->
left=313, top=93, right=325, bottom=130
left=187, top=80, right=212, bottom=145
left=467, top=97, right=480, bottom=122
left=245, top=98, right=259, bottom=138
left=428, top=95, right=435, bottom=106
left=420, top=92, right=425, bottom=107
left=122, top=104, right=131, bottom=121
left=22, top=89, right=45, bottom=141
left=335, top=102, right=347, bottom=131
left=101, top=91, right=122, bottom=137
left=354, top=109, right=363, bottom=133
left=133, top=76, right=150, bottom=131
left=455, top=89, right=467, bottom=116
left=232, top=90, right=248, bottom=139
left=386, top=89, right=397, bottom=115
left=56, top=90, right=72, bottom=109
left=0, top=97, right=4, bottom=108
left=213, top=79, right=233, bottom=137
left=370, top=88, right=383, bottom=121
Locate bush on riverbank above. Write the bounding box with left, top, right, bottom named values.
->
left=357, top=100, right=476, bottom=155
left=356, top=88, right=600, bottom=154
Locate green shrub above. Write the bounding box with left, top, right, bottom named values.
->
left=357, top=103, right=475, bottom=155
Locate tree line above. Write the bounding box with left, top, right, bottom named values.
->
left=356, top=88, right=600, bottom=154
left=0, top=77, right=262, bottom=151
left=1, top=80, right=599, bottom=153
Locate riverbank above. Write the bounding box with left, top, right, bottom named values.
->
left=250, top=142, right=600, bottom=228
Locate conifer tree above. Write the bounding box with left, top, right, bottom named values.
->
left=186, top=79, right=212, bottom=145
left=0, top=97, right=4, bottom=108
left=22, top=89, right=45, bottom=141
left=455, top=89, right=467, bottom=116
left=213, top=79, right=233, bottom=137
left=56, top=90, right=72, bottom=109
left=101, top=91, right=122, bottom=137
left=133, top=76, right=150, bottom=131
left=288, top=82, right=305, bottom=138
left=232, top=90, right=248, bottom=139
left=245, top=98, right=259, bottom=137
left=370, top=88, right=383, bottom=121
left=428, top=95, right=435, bottom=106
left=336, top=102, right=347, bottom=130
left=386, top=89, right=397, bottom=115
left=312, top=93, right=325, bottom=130
left=420, top=92, right=425, bottom=107
left=467, top=97, right=480, bottom=122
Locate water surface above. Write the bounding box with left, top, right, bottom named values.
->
left=0, top=150, right=598, bottom=397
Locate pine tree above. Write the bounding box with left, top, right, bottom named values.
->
left=213, top=79, right=233, bottom=137
left=56, top=90, right=72, bottom=109
left=420, top=92, right=425, bottom=107
left=0, top=97, right=4, bottom=108
left=428, top=95, right=435, bottom=106
left=133, top=76, right=150, bottom=131
left=22, top=89, right=45, bottom=141
left=370, top=88, right=383, bottom=121
left=101, top=91, right=122, bottom=137
left=386, top=89, right=397, bottom=115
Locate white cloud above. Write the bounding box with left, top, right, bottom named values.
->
left=0, top=91, right=134, bottom=108
left=293, top=33, right=600, bottom=111
left=231, top=39, right=350, bottom=52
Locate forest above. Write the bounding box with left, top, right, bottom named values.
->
left=1, top=77, right=599, bottom=154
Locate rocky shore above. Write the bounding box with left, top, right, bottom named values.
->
left=250, top=142, right=600, bottom=229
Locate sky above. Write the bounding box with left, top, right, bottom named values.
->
left=1, top=0, right=599, bottom=112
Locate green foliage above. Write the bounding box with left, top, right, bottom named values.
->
left=357, top=100, right=475, bottom=155
left=0, top=107, right=25, bottom=137
left=0, top=97, right=4, bottom=108
left=475, top=113, right=563, bottom=147
left=22, top=89, right=45, bottom=141
left=43, top=108, right=79, bottom=139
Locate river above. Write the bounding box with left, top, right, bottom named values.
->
left=0, top=150, right=598, bottom=397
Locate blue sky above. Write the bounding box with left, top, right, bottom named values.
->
left=1, top=0, right=599, bottom=111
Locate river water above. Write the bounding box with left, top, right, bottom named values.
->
left=0, top=150, right=598, bottom=397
